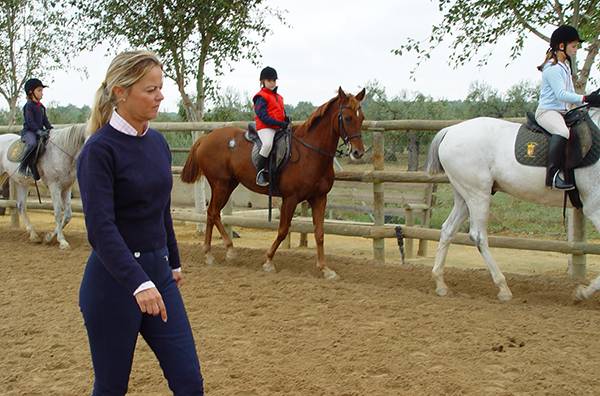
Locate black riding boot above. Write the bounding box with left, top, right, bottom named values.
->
left=546, top=134, right=574, bottom=190
left=256, top=155, right=269, bottom=187
left=18, top=145, right=36, bottom=178
left=28, top=155, right=41, bottom=181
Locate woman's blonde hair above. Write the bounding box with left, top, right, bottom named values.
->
left=88, top=50, right=162, bottom=133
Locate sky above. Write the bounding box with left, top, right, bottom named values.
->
left=9, top=0, right=599, bottom=112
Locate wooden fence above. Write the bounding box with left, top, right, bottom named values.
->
left=0, top=118, right=590, bottom=278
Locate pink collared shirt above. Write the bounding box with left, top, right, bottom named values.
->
left=109, top=110, right=149, bottom=137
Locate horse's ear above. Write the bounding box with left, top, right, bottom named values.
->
left=355, top=88, right=366, bottom=102
left=338, top=87, right=347, bottom=100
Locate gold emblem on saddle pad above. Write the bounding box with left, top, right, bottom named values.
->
left=526, top=142, right=538, bottom=158
left=7, top=139, right=27, bottom=163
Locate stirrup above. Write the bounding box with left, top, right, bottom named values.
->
left=552, top=171, right=575, bottom=191
left=256, top=169, right=269, bottom=187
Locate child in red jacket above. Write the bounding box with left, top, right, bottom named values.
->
left=252, top=66, right=289, bottom=186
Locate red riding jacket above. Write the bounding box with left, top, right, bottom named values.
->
left=253, top=87, right=286, bottom=130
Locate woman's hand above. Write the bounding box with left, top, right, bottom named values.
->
left=135, top=287, right=168, bottom=322
left=173, top=270, right=184, bottom=288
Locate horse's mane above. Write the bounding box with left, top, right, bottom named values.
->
left=50, top=124, right=88, bottom=155
left=304, top=96, right=339, bottom=132
left=303, top=93, right=362, bottom=132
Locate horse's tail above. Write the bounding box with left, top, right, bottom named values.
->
left=425, top=128, right=449, bottom=175
left=181, top=135, right=205, bottom=184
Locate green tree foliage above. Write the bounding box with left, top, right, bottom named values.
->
left=0, top=0, right=75, bottom=125
left=72, top=0, right=285, bottom=122
left=393, top=0, right=600, bottom=92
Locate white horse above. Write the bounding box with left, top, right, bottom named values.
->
left=0, top=124, right=87, bottom=249
left=426, top=107, right=600, bottom=302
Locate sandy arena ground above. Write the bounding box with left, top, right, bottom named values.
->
left=2, top=211, right=600, bottom=395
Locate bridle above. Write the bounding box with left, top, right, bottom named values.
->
left=293, top=104, right=363, bottom=158
left=337, top=104, right=362, bottom=145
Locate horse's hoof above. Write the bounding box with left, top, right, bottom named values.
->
left=225, top=248, right=236, bottom=261
left=44, top=233, right=55, bottom=244
left=436, top=287, right=449, bottom=297
left=322, top=268, right=339, bottom=280
left=574, top=285, right=589, bottom=301
left=263, top=261, right=276, bottom=273
left=205, top=254, right=216, bottom=266
left=497, top=291, right=513, bottom=302
left=30, top=233, right=42, bottom=243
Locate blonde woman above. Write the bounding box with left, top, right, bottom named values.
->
left=77, top=51, right=203, bottom=395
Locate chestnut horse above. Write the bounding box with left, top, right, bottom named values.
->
left=181, top=87, right=366, bottom=279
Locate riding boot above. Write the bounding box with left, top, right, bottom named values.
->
left=256, top=155, right=269, bottom=187
left=546, top=134, right=574, bottom=190
left=28, top=154, right=41, bottom=181
left=18, top=145, right=36, bottom=177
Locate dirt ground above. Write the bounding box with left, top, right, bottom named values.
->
left=3, top=211, right=600, bottom=395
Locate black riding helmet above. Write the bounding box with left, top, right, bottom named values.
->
left=259, top=66, right=278, bottom=81
left=550, top=25, right=584, bottom=51
left=24, top=78, right=48, bottom=95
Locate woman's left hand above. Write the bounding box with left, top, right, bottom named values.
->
left=173, top=270, right=184, bottom=288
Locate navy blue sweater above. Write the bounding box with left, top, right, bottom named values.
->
left=77, top=124, right=180, bottom=295
left=22, top=100, right=52, bottom=133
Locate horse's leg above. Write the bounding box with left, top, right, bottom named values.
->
left=44, top=183, right=68, bottom=248
left=432, top=189, right=468, bottom=296
left=575, top=209, right=600, bottom=300
left=15, top=183, right=40, bottom=242
left=308, top=194, right=337, bottom=280
left=209, top=181, right=238, bottom=262
left=463, top=193, right=512, bottom=301
left=263, top=196, right=299, bottom=273
left=203, top=181, right=235, bottom=266
left=61, top=187, right=73, bottom=228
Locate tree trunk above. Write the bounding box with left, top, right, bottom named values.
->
left=407, top=131, right=419, bottom=171
left=7, top=95, right=18, bottom=127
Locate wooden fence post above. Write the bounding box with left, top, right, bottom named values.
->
left=372, top=129, right=385, bottom=264
left=404, top=206, right=414, bottom=258
left=568, top=208, right=586, bottom=280
left=193, top=130, right=207, bottom=233
left=417, top=183, right=436, bottom=257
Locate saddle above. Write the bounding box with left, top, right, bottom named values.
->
left=7, top=131, right=49, bottom=163
left=514, top=108, right=600, bottom=208
left=244, top=122, right=292, bottom=193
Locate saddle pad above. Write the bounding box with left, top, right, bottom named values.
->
left=514, top=124, right=549, bottom=167
left=245, top=129, right=292, bottom=172
left=7, top=139, right=27, bottom=163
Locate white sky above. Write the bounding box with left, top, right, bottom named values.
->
left=8, top=0, right=599, bottom=112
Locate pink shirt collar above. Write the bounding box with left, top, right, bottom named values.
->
left=109, top=110, right=149, bottom=137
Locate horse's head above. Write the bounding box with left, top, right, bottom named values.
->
left=336, top=87, right=366, bottom=160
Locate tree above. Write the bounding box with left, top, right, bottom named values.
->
left=73, top=0, right=285, bottom=121
left=0, top=0, right=75, bottom=126
left=393, top=0, right=600, bottom=92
